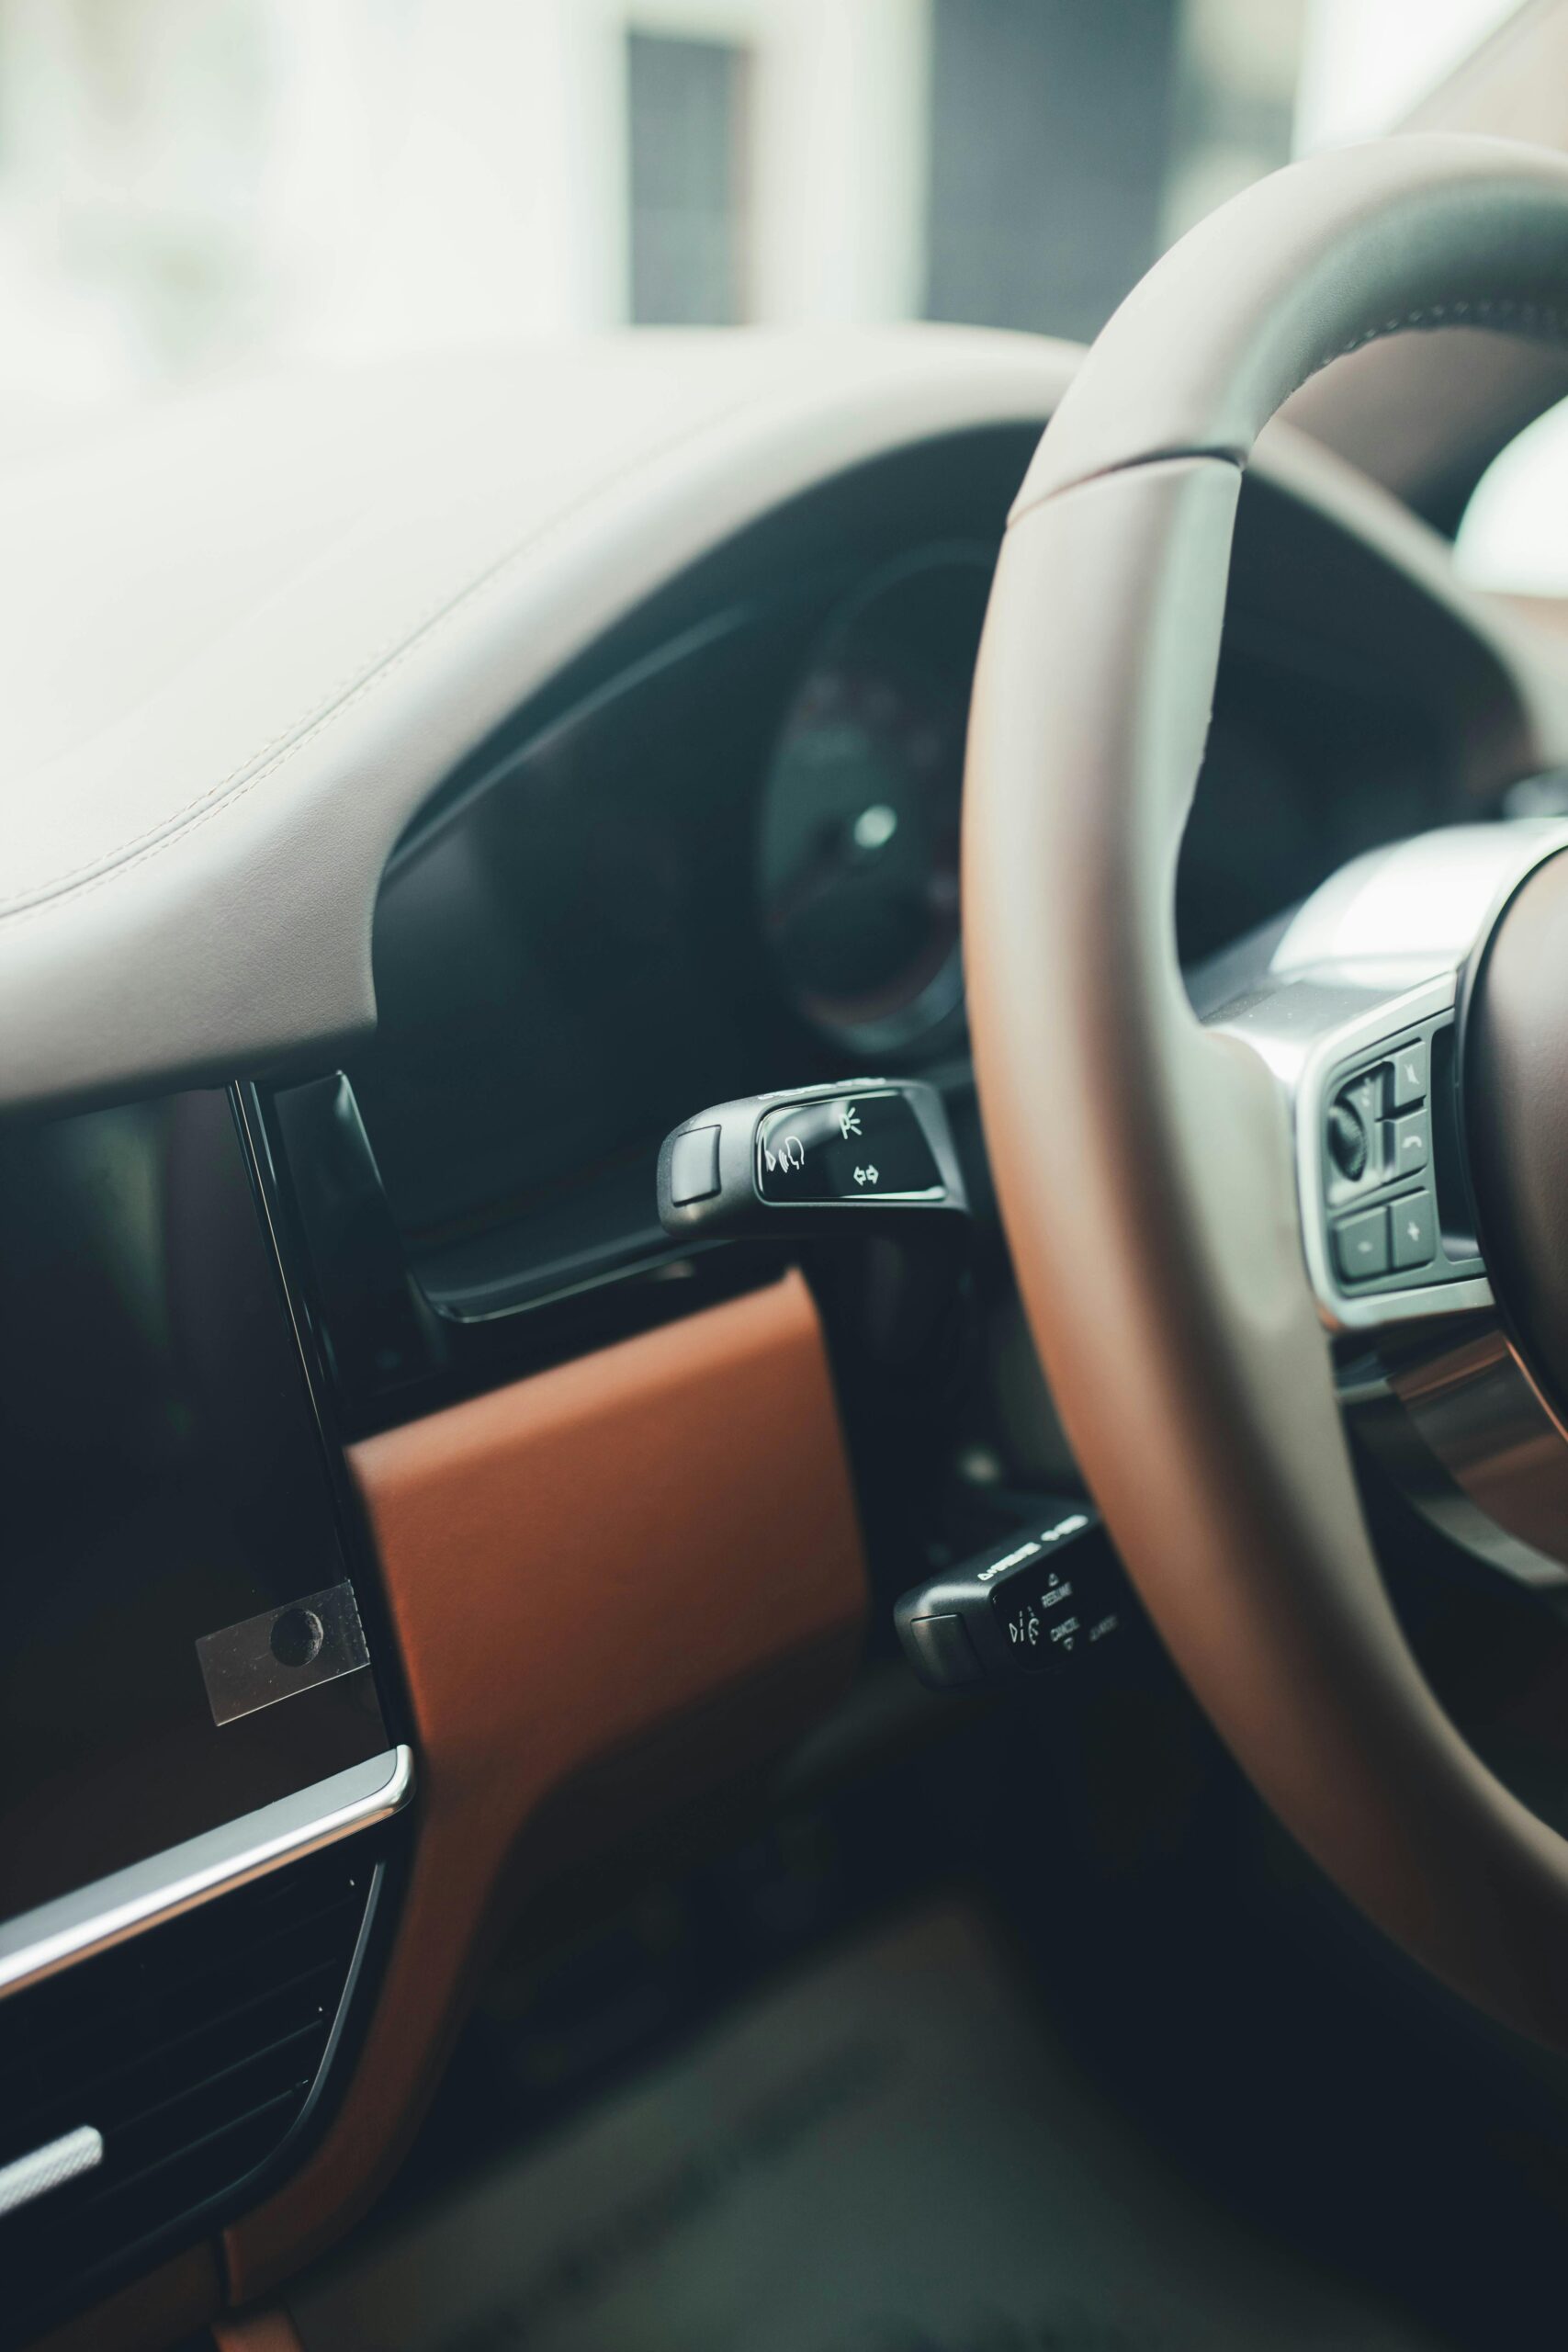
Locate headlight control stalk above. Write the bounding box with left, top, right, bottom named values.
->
left=658, top=1078, right=968, bottom=1242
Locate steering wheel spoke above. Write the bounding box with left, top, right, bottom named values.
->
left=1207, top=821, right=1568, bottom=1333
left=1202, top=820, right=1568, bottom=1590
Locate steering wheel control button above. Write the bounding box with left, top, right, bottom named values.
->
left=756, top=1091, right=943, bottom=1204
left=894, top=1500, right=1133, bottom=1690
left=1335, top=1207, right=1390, bottom=1284
left=1308, top=1011, right=1487, bottom=1316
left=668, top=1124, right=722, bottom=1205
left=1327, top=1096, right=1370, bottom=1182
left=1387, top=1109, right=1431, bottom=1179
left=1388, top=1038, right=1428, bottom=1110
left=1392, top=1191, right=1438, bottom=1271
left=1325, top=1074, right=1385, bottom=1203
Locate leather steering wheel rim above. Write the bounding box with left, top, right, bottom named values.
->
left=964, top=133, right=1568, bottom=2046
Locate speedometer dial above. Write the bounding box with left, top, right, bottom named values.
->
left=757, top=550, right=990, bottom=1057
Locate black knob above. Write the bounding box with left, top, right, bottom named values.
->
left=1328, top=1098, right=1369, bottom=1182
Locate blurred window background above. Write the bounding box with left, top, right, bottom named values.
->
left=626, top=28, right=750, bottom=325
left=0, top=0, right=1526, bottom=400
left=4, top=0, right=1562, bottom=582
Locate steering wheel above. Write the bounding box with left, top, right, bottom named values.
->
left=964, top=133, right=1568, bottom=2046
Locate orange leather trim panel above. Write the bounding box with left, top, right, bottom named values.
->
left=225, top=1272, right=865, bottom=2300
left=28, top=2248, right=220, bottom=2352
left=214, top=2312, right=305, bottom=2352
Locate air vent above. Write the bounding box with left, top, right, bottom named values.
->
left=0, top=1840, right=383, bottom=2346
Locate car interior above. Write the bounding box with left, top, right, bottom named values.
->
left=17, top=8, right=1568, bottom=2351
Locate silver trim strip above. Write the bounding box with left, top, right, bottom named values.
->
left=0, top=2127, right=105, bottom=2219
left=0, top=1746, right=413, bottom=2003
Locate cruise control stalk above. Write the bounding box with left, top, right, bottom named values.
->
left=893, top=1498, right=1132, bottom=1690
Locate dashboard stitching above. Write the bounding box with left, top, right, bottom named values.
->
left=0, top=387, right=786, bottom=927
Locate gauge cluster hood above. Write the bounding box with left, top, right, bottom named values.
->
left=0, top=329, right=1081, bottom=1117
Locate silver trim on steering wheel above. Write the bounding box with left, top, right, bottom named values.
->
left=1204, top=818, right=1568, bottom=1584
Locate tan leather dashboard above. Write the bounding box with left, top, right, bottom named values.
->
left=223, top=1269, right=866, bottom=2301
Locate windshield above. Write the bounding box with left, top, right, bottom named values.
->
left=0, top=0, right=1527, bottom=438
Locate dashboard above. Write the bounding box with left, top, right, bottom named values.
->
left=1, top=328, right=1564, bottom=2351
left=341, top=422, right=1529, bottom=1390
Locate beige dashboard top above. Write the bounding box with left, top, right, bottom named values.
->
left=0, top=322, right=1557, bottom=1114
